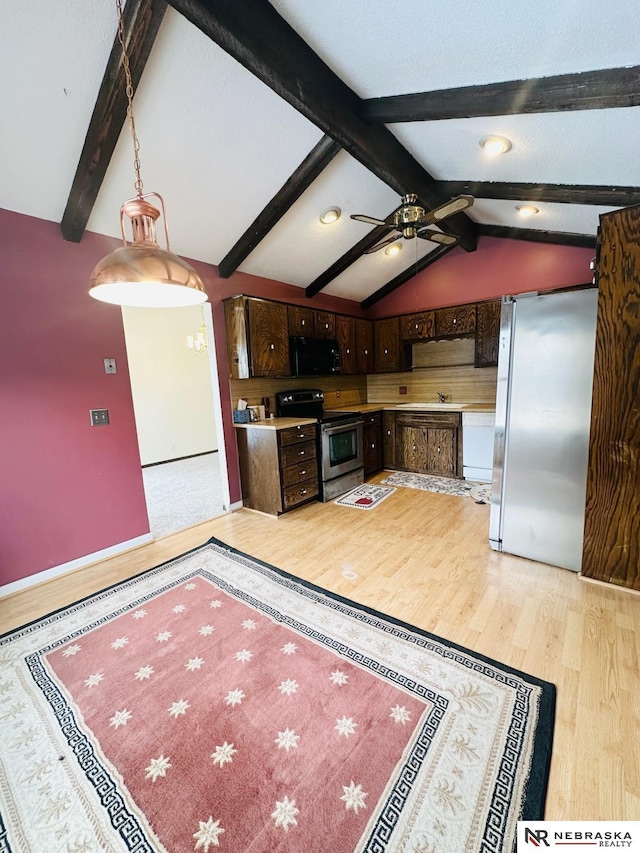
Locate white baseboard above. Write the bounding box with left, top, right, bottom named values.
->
left=228, top=501, right=244, bottom=511
left=0, top=534, right=154, bottom=599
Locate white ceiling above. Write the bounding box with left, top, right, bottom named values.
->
left=1, top=0, right=638, bottom=305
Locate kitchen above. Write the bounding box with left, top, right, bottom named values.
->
left=224, top=283, right=600, bottom=577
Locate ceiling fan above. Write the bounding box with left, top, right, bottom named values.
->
left=351, top=193, right=474, bottom=254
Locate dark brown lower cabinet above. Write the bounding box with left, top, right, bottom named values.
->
left=394, top=412, right=462, bottom=478
left=383, top=411, right=396, bottom=469
left=363, top=411, right=383, bottom=477
left=235, top=423, right=318, bottom=515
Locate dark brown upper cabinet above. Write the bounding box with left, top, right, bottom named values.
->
left=314, top=310, right=336, bottom=339
left=223, top=295, right=290, bottom=379
left=435, top=304, right=477, bottom=337
left=374, top=317, right=402, bottom=372
left=288, top=304, right=314, bottom=337
left=355, top=318, right=374, bottom=375
left=335, top=315, right=356, bottom=375
left=475, top=299, right=501, bottom=368
left=400, top=311, right=436, bottom=341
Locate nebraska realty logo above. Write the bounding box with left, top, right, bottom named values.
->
left=517, top=822, right=640, bottom=850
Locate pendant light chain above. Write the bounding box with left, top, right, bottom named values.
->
left=116, top=0, right=144, bottom=198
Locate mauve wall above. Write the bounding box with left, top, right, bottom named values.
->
left=366, top=237, right=594, bottom=317
left=0, top=210, right=150, bottom=586
left=0, top=210, right=364, bottom=586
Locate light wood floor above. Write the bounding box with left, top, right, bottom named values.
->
left=2, top=475, right=639, bottom=820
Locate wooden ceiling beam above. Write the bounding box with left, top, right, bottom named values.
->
left=361, top=66, right=640, bottom=123
left=305, top=224, right=395, bottom=298
left=478, top=224, right=597, bottom=248
left=360, top=245, right=456, bottom=310
left=433, top=182, right=640, bottom=207
left=60, top=0, right=167, bottom=243
left=218, top=135, right=341, bottom=279
left=166, top=0, right=477, bottom=251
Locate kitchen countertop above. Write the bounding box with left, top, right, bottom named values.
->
left=233, top=417, right=317, bottom=430
left=331, top=402, right=496, bottom=414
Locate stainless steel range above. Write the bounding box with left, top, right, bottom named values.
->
left=276, top=389, right=364, bottom=501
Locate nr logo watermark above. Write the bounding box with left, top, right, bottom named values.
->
left=517, top=821, right=640, bottom=850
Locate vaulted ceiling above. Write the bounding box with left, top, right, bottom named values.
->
left=2, top=0, right=639, bottom=307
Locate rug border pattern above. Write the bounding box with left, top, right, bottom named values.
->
left=1, top=537, right=555, bottom=853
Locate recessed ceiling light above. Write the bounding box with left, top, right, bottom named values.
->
left=479, top=135, right=512, bottom=156
left=320, top=207, right=341, bottom=224
left=516, top=205, right=539, bottom=218
left=385, top=243, right=402, bottom=256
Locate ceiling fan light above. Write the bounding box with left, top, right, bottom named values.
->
left=385, top=242, right=402, bottom=256
left=516, top=204, right=539, bottom=218
left=479, top=135, right=512, bottom=156
left=320, top=207, right=341, bottom=224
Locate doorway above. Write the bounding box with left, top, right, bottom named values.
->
left=121, top=302, right=230, bottom=538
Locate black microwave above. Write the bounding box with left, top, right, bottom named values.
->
left=289, top=336, right=341, bottom=376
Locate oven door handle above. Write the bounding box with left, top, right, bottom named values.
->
left=323, top=419, right=363, bottom=437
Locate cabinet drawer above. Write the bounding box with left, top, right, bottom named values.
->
left=397, top=412, right=461, bottom=429
left=283, top=479, right=319, bottom=509
left=363, top=410, right=382, bottom=426
left=282, top=459, right=318, bottom=487
left=279, top=424, right=317, bottom=446
left=280, top=440, right=316, bottom=468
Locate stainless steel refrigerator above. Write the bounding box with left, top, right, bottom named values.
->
left=489, top=288, right=598, bottom=571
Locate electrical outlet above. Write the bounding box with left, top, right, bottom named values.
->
left=90, top=409, right=109, bottom=426
left=399, top=385, right=408, bottom=395
left=104, top=358, right=117, bottom=374
left=336, top=389, right=341, bottom=398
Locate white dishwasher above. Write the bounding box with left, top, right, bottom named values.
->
left=462, top=411, right=495, bottom=482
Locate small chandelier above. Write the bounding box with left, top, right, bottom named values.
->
left=89, top=0, right=208, bottom=308
left=187, top=309, right=208, bottom=356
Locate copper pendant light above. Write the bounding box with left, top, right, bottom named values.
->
left=89, top=0, right=207, bottom=308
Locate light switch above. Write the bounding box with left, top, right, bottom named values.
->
left=90, top=409, right=109, bottom=426
left=104, top=358, right=117, bottom=374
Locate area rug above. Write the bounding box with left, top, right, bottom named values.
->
left=334, top=484, right=396, bottom=510
left=381, top=472, right=492, bottom=503
left=0, top=538, right=554, bottom=852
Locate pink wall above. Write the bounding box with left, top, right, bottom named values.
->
left=366, top=237, right=594, bottom=317
left=0, top=210, right=150, bottom=586
left=0, top=211, right=365, bottom=586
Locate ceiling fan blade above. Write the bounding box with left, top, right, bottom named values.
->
left=425, top=194, right=474, bottom=223
left=351, top=214, right=387, bottom=227
left=417, top=229, right=458, bottom=245
left=364, top=236, right=398, bottom=254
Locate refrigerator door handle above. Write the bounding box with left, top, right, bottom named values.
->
left=489, top=297, right=515, bottom=550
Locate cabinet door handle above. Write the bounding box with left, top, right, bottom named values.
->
left=346, top=348, right=350, bottom=354
left=387, top=430, right=391, bottom=435
left=364, top=349, right=368, bottom=355
left=453, top=318, right=457, bottom=325
left=299, top=450, right=305, bottom=456
left=300, top=470, right=306, bottom=475
left=301, top=489, right=307, bottom=495
left=270, top=343, right=275, bottom=349
left=371, top=443, right=375, bottom=449
left=437, top=446, right=441, bottom=453
left=413, top=445, right=417, bottom=451
left=384, top=348, right=388, bottom=354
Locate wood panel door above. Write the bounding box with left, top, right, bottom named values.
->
left=435, top=304, right=476, bottom=337
left=383, top=411, right=396, bottom=469
left=288, top=305, right=314, bottom=337
left=582, top=206, right=640, bottom=590
left=475, top=300, right=501, bottom=368
left=374, top=317, right=401, bottom=372
left=247, top=299, right=290, bottom=377
left=355, top=319, right=374, bottom=374
left=426, top=428, right=456, bottom=476
left=314, top=310, right=335, bottom=339
left=398, top=424, right=429, bottom=472
left=336, top=315, right=356, bottom=375
left=400, top=311, right=435, bottom=341
left=363, top=411, right=383, bottom=476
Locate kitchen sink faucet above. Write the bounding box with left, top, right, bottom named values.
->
left=437, top=391, right=446, bottom=403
